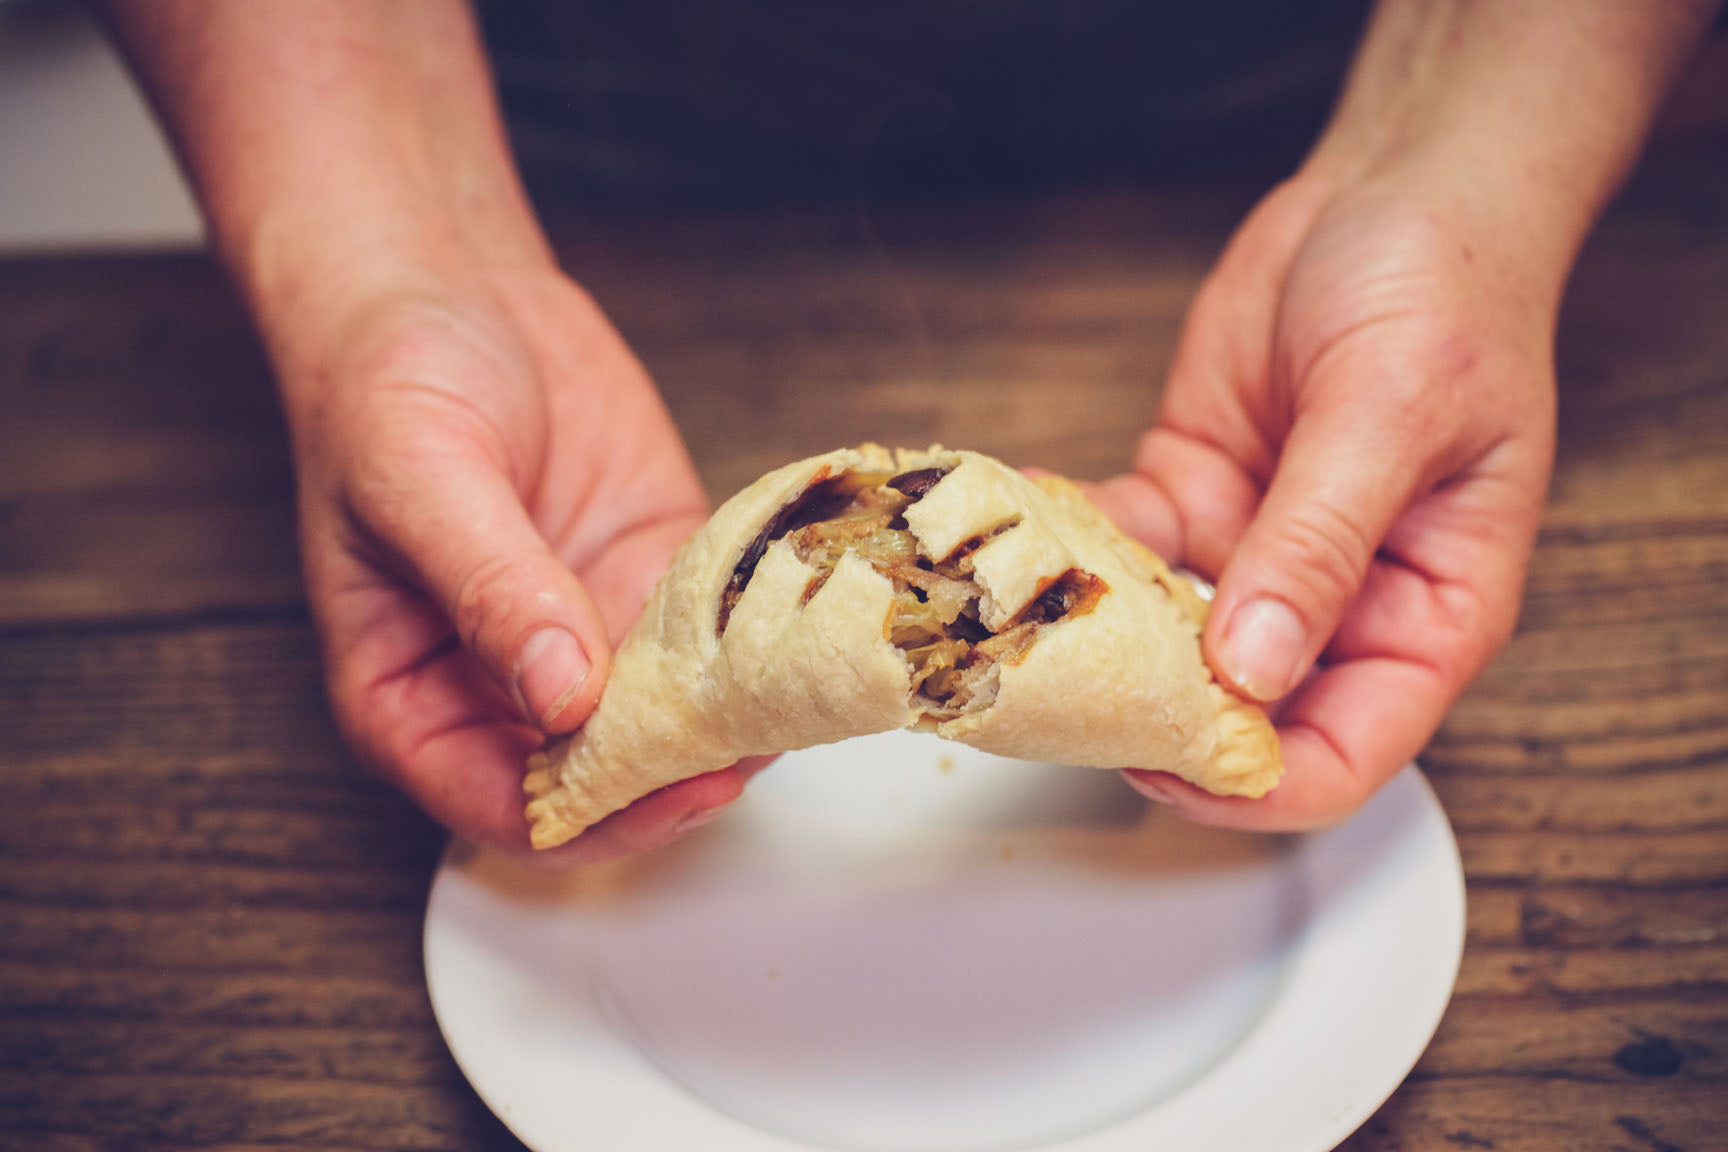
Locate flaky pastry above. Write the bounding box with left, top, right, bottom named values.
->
left=524, top=445, right=1281, bottom=848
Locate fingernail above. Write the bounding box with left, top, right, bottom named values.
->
left=518, top=627, right=591, bottom=729
left=1127, top=773, right=1179, bottom=805
left=1219, top=597, right=1306, bottom=701
left=672, top=804, right=728, bottom=837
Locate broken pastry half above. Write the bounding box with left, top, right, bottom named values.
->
left=524, top=445, right=1281, bottom=849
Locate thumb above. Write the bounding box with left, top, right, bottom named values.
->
left=355, top=443, right=612, bottom=734
left=1207, top=397, right=1433, bottom=703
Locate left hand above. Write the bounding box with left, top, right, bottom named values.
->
left=1088, top=0, right=1715, bottom=831
left=1092, top=161, right=1558, bottom=829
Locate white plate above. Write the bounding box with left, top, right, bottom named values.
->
left=425, top=731, right=1464, bottom=1152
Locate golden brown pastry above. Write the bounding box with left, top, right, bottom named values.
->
left=524, top=445, right=1281, bottom=849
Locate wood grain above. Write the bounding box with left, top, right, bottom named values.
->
left=3, top=155, right=1727, bottom=1150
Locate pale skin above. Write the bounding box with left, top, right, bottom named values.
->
left=107, top=0, right=1717, bottom=859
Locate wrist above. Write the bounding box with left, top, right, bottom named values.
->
left=106, top=0, right=554, bottom=397
left=241, top=197, right=544, bottom=371
left=1296, top=0, right=1717, bottom=284
left=259, top=250, right=573, bottom=466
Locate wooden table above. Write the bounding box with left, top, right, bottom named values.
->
left=3, top=156, right=1725, bottom=1149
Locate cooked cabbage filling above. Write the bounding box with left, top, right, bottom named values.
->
left=719, top=466, right=1105, bottom=718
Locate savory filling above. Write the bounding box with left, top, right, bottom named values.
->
left=718, top=466, right=1105, bottom=719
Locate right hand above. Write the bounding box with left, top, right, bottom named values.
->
left=104, top=0, right=745, bottom=862
left=281, top=265, right=748, bottom=863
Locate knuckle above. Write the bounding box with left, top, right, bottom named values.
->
left=1377, top=361, right=1451, bottom=420
left=1309, top=775, right=1377, bottom=830
left=321, top=660, right=399, bottom=787
left=1397, top=350, right=1476, bottom=446
left=1431, top=578, right=1521, bottom=687
left=1483, top=590, right=1522, bottom=654
left=450, top=551, right=532, bottom=659
left=1318, top=347, right=1466, bottom=453
left=1268, top=501, right=1374, bottom=610
left=342, top=419, right=419, bottom=519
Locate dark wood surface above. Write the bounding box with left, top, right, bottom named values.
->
left=3, top=154, right=1727, bottom=1150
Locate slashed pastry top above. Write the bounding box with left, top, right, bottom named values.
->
left=524, top=445, right=1281, bottom=849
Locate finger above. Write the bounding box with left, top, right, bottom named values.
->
left=1127, top=464, right=1537, bottom=832
left=1085, top=430, right=1261, bottom=578
left=534, top=755, right=777, bottom=866
left=1205, top=375, right=1447, bottom=703
left=523, top=766, right=750, bottom=865
left=1130, top=428, right=1264, bottom=579
left=1082, top=473, right=1185, bottom=564
left=349, top=439, right=612, bottom=735
left=1124, top=655, right=1448, bottom=831
left=321, top=576, right=757, bottom=861
left=1329, top=460, right=1538, bottom=676
left=407, top=721, right=748, bottom=862
left=316, top=583, right=554, bottom=847
left=574, top=507, right=706, bottom=645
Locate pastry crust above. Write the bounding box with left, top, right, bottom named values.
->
left=524, top=445, right=1281, bottom=849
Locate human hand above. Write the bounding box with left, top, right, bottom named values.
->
left=282, top=268, right=748, bottom=862
left=108, top=0, right=1709, bottom=845
left=1086, top=0, right=1718, bottom=829
left=100, top=0, right=760, bottom=861
left=1092, top=164, right=1558, bottom=829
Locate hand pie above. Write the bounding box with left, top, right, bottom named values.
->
left=525, top=445, right=1281, bottom=849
